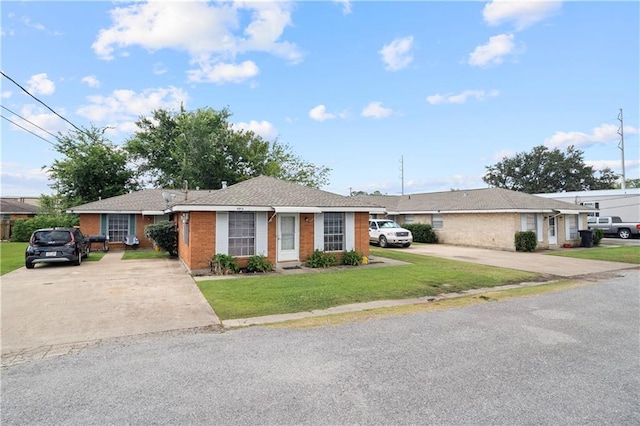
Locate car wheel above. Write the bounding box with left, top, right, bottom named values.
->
left=402, top=243, right=411, bottom=248
left=379, top=236, right=388, bottom=248
left=74, top=250, right=82, bottom=266
left=25, top=261, right=34, bottom=269
left=618, top=228, right=631, bottom=239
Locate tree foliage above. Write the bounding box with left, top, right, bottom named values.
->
left=47, top=125, right=138, bottom=207
left=483, top=145, right=618, bottom=193
left=125, top=107, right=330, bottom=189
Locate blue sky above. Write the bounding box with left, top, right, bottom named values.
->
left=1, top=0, right=638, bottom=198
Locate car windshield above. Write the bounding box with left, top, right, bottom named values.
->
left=378, top=221, right=402, bottom=229
left=33, top=230, right=72, bottom=244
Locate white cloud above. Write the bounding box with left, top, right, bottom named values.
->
left=426, top=89, right=499, bottom=105
left=92, top=2, right=301, bottom=84
left=309, top=104, right=336, bottom=122
left=153, top=62, right=168, bottom=75
left=489, top=149, right=517, bottom=161
left=21, top=16, right=46, bottom=31
left=12, top=104, right=70, bottom=139
left=187, top=60, right=259, bottom=84
left=0, top=162, right=51, bottom=195
left=468, top=33, right=521, bottom=67
left=81, top=75, right=100, bottom=88
left=379, top=36, right=414, bottom=71
left=1, top=90, right=11, bottom=99
left=232, top=120, right=278, bottom=140
left=361, top=101, right=393, bottom=119
left=586, top=159, right=640, bottom=172
left=545, top=123, right=639, bottom=149
left=76, top=86, right=188, bottom=134
left=334, top=0, right=352, bottom=15
left=483, top=0, right=562, bottom=31
left=26, top=73, right=55, bottom=95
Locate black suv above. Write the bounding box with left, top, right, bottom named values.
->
left=25, top=227, right=90, bottom=269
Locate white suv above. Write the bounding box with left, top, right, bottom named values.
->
left=369, top=219, right=413, bottom=248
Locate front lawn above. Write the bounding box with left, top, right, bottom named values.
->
left=547, top=246, right=640, bottom=264
left=0, top=242, right=26, bottom=275
left=121, top=249, right=171, bottom=260
left=197, top=248, right=539, bottom=320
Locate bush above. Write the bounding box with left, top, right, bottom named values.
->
left=402, top=223, right=438, bottom=243
left=247, top=255, right=273, bottom=273
left=515, top=231, right=537, bottom=252
left=144, top=221, right=178, bottom=256
left=11, top=214, right=79, bottom=242
left=593, top=228, right=604, bottom=246
left=342, top=250, right=363, bottom=266
left=306, top=249, right=337, bottom=268
left=210, top=253, right=239, bottom=275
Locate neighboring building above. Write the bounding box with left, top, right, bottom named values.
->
left=69, top=176, right=384, bottom=273
left=0, top=198, right=40, bottom=240
left=355, top=188, right=595, bottom=251
left=535, top=188, right=640, bottom=221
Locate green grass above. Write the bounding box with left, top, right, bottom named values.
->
left=197, top=247, right=540, bottom=320
left=121, top=249, right=171, bottom=260
left=0, top=242, right=27, bottom=275
left=546, top=246, right=640, bottom=264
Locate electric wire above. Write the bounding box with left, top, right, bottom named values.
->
left=0, top=104, right=59, bottom=140
left=0, top=70, right=84, bottom=134
left=0, top=114, right=56, bottom=146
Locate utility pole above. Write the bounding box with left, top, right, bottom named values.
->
left=618, top=108, right=626, bottom=190
left=399, top=156, right=404, bottom=195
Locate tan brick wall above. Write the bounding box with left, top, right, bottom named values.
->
left=433, top=213, right=522, bottom=251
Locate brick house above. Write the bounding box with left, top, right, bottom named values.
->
left=69, top=176, right=384, bottom=273
left=355, top=188, right=596, bottom=251
left=1, top=198, right=40, bottom=240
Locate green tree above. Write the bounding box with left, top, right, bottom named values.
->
left=47, top=125, right=138, bottom=207
left=125, top=107, right=330, bottom=189
left=483, top=145, right=618, bottom=193
left=616, top=178, right=640, bottom=189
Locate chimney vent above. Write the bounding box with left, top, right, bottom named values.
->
left=221, top=181, right=227, bottom=189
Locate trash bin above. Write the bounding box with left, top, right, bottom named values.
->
left=579, top=229, right=594, bottom=248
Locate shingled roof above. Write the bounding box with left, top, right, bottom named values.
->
left=173, top=176, right=385, bottom=211
left=1, top=198, right=40, bottom=214
left=68, top=176, right=385, bottom=213
left=354, top=187, right=595, bottom=213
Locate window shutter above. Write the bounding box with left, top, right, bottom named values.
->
left=314, top=213, right=324, bottom=251
left=100, top=214, right=108, bottom=236
left=216, top=212, right=229, bottom=255
left=345, top=212, right=355, bottom=251
left=129, top=215, right=137, bottom=236
left=256, top=212, right=268, bottom=256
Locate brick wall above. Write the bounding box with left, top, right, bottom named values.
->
left=434, top=213, right=522, bottom=251
left=79, top=214, right=101, bottom=236
left=354, top=212, right=370, bottom=257
left=299, top=213, right=315, bottom=263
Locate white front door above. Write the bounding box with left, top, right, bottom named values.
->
left=277, top=214, right=299, bottom=262
left=548, top=216, right=557, bottom=245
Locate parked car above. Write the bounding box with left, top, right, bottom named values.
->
left=369, top=219, right=413, bottom=248
left=587, top=216, right=640, bottom=239
left=25, top=227, right=90, bottom=269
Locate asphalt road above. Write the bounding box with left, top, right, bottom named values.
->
left=2, top=270, right=638, bottom=425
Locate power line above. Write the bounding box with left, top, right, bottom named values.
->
left=0, top=114, right=56, bottom=146
left=0, top=104, right=59, bottom=139
left=0, top=70, right=83, bottom=134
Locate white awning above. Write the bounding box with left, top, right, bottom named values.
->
left=273, top=206, right=322, bottom=213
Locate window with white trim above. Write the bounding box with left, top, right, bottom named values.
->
left=324, top=212, right=344, bottom=251
left=566, top=215, right=578, bottom=239
left=404, top=214, right=414, bottom=224
left=432, top=214, right=443, bottom=229
left=108, top=214, right=129, bottom=242
left=524, top=214, right=536, bottom=232
left=228, top=212, right=255, bottom=256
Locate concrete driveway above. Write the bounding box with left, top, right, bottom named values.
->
left=405, top=244, right=638, bottom=277
left=1, top=252, right=220, bottom=358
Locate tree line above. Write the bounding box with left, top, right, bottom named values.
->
left=41, top=104, right=632, bottom=211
